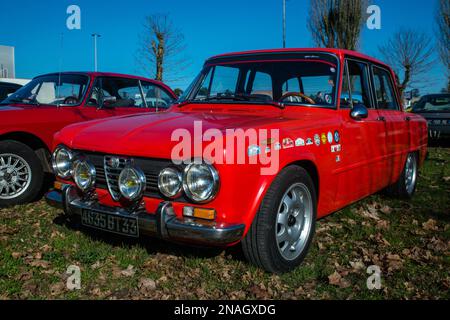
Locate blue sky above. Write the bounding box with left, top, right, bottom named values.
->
left=0, top=0, right=446, bottom=93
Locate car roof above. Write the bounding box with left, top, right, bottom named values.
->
left=207, top=48, right=390, bottom=68
left=32, top=72, right=175, bottom=97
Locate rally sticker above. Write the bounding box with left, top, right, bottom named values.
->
left=314, top=134, right=321, bottom=146
left=321, top=133, right=327, bottom=145
left=327, top=131, right=333, bottom=144
left=274, top=142, right=282, bottom=151
left=334, top=130, right=340, bottom=143
left=295, top=138, right=305, bottom=147
left=306, top=138, right=314, bottom=146
left=283, top=138, right=294, bottom=149
left=331, top=144, right=341, bottom=153
left=248, top=145, right=260, bottom=157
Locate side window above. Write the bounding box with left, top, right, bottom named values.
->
left=141, top=82, right=174, bottom=109
left=341, top=60, right=372, bottom=109
left=87, top=77, right=143, bottom=108
left=372, top=67, right=399, bottom=110
left=282, top=78, right=300, bottom=94
left=250, top=72, right=273, bottom=99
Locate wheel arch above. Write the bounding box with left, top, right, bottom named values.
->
left=0, top=131, right=52, bottom=172
left=285, top=159, right=320, bottom=201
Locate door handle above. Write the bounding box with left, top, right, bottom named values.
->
left=405, top=116, right=411, bottom=121
left=377, top=116, right=386, bottom=121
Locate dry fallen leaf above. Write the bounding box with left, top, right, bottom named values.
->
left=120, top=265, right=135, bottom=277
left=380, top=206, right=392, bottom=214
left=423, top=219, right=439, bottom=231
left=328, top=271, right=351, bottom=288
left=138, top=278, right=156, bottom=292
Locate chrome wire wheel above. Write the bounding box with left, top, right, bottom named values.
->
left=0, top=153, right=32, bottom=200
left=275, top=183, right=313, bottom=261
left=404, top=154, right=417, bottom=195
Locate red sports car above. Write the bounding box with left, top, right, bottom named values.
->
left=0, top=72, right=176, bottom=206
left=46, top=49, right=427, bottom=273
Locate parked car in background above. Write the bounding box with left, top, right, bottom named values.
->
left=412, top=93, right=450, bottom=140
left=0, top=72, right=176, bottom=207
left=0, top=78, right=30, bottom=101
left=46, top=49, right=427, bottom=273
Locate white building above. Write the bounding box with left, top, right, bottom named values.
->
left=0, top=45, right=15, bottom=78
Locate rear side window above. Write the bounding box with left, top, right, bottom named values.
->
left=372, top=67, right=399, bottom=110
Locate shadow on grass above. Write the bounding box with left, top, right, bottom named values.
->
left=53, top=213, right=247, bottom=262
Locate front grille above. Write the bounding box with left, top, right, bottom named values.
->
left=104, top=156, right=128, bottom=201
left=80, top=152, right=186, bottom=201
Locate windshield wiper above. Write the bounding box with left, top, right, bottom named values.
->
left=203, top=95, right=251, bottom=102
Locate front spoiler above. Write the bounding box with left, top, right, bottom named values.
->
left=45, top=186, right=245, bottom=246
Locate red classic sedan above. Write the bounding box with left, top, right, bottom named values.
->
left=46, top=49, right=427, bottom=273
left=0, top=72, right=176, bottom=207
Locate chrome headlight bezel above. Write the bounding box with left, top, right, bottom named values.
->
left=158, top=167, right=183, bottom=198
left=182, top=163, right=219, bottom=203
left=51, top=145, right=74, bottom=179
left=72, top=158, right=96, bottom=192
left=118, top=166, right=146, bottom=201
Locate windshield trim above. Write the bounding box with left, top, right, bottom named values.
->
left=4, top=73, right=91, bottom=107
left=181, top=52, right=340, bottom=109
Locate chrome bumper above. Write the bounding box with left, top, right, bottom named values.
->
left=45, top=185, right=245, bottom=246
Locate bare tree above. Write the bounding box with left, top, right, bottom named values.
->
left=307, top=0, right=367, bottom=51
left=436, top=0, right=450, bottom=92
left=136, top=14, right=189, bottom=82
left=378, top=29, right=435, bottom=96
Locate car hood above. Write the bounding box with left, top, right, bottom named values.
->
left=56, top=104, right=335, bottom=159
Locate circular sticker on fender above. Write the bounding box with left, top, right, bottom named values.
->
left=327, top=131, right=333, bottom=144
left=334, top=130, right=340, bottom=143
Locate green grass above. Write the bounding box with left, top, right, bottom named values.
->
left=0, top=148, right=449, bottom=300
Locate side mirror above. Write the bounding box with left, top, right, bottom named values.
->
left=350, top=104, right=369, bottom=120
left=101, top=96, right=117, bottom=108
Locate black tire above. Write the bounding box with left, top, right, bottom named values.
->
left=0, top=140, right=44, bottom=207
left=385, top=152, right=418, bottom=199
left=241, top=165, right=317, bottom=273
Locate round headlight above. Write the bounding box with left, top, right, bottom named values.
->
left=118, top=167, right=146, bottom=201
left=183, top=163, right=219, bottom=203
left=73, top=159, right=96, bottom=192
left=52, top=146, right=73, bottom=179
left=158, top=167, right=182, bottom=198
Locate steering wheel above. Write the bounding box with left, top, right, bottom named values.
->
left=279, top=92, right=316, bottom=105
left=63, top=96, right=78, bottom=105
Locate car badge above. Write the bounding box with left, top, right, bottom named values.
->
left=306, top=138, right=313, bottom=146
left=107, top=157, right=121, bottom=168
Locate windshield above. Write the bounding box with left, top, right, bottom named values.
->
left=182, top=53, right=339, bottom=107
left=413, top=95, right=450, bottom=113
left=1, top=74, right=89, bottom=106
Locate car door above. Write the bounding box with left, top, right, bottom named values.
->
left=335, top=59, right=387, bottom=207
left=140, top=81, right=176, bottom=112
left=371, top=65, right=410, bottom=185
left=82, top=77, right=150, bottom=119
